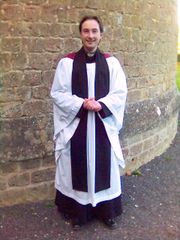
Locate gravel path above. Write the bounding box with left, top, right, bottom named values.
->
left=0, top=116, right=179, bottom=240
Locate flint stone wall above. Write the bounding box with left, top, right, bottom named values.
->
left=0, top=0, right=179, bottom=206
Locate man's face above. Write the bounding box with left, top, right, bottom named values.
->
left=80, top=19, right=102, bottom=53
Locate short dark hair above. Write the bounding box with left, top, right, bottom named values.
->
left=79, top=16, right=104, bottom=33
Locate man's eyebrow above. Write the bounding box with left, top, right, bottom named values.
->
left=82, top=28, right=98, bottom=30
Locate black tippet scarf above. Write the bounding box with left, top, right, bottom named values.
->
left=70, top=47, right=111, bottom=193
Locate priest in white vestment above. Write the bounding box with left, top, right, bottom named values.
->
left=51, top=16, right=127, bottom=230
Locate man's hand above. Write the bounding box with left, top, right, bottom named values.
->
left=83, top=98, right=102, bottom=112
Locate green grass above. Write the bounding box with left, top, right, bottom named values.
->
left=44, top=200, right=54, bottom=208
left=178, top=120, right=180, bottom=127
left=176, top=63, right=180, bottom=92
left=164, top=155, right=173, bottom=161
left=132, top=169, right=143, bottom=176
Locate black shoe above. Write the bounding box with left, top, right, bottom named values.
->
left=57, top=207, right=71, bottom=221
left=103, top=218, right=118, bottom=230
left=63, top=213, right=71, bottom=221
left=72, top=218, right=82, bottom=231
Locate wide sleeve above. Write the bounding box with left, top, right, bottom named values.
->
left=50, top=58, right=84, bottom=140
left=98, top=56, right=127, bottom=132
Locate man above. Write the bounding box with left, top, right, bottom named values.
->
left=51, top=16, right=127, bottom=230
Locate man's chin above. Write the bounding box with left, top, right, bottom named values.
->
left=85, top=46, right=97, bottom=53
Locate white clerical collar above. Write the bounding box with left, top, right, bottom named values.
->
left=86, top=52, right=96, bottom=57
left=84, top=47, right=97, bottom=57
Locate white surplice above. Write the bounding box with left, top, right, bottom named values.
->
left=51, top=55, right=127, bottom=207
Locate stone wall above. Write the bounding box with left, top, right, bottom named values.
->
left=0, top=0, right=179, bottom=206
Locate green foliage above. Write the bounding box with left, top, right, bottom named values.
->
left=164, top=155, right=173, bottom=161
left=176, top=62, right=180, bottom=92
left=45, top=200, right=54, bottom=208
left=132, top=169, right=143, bottom=176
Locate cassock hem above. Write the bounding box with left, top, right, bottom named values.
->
left=55, top=189, right=123, bottom=224
left=98, top=101, right=112, bottom=118
left=55, top=184, right=121, bottom=207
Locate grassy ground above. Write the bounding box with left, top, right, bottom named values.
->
left=176, top=62, right=180, bottom=92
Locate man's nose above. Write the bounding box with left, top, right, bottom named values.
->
left=88, top=31, right=94, bottom=38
